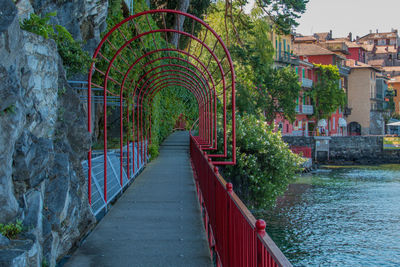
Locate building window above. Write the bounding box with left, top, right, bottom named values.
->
left=302, top=69, right=305, bottom=78
left=332, top=117, right=335, bottom=130
left=283, top=39, right=286, bottom=52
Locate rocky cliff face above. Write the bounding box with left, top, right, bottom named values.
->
left=0, top=0, right=108, bottom=266
left=29, top=0, right=108, bottom=57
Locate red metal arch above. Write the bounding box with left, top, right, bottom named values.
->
left=87, top=9, right=236, bottom=205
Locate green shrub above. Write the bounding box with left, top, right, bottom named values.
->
left=20, top=12, right=91, bottom=77
left=222, top=114, right=306, bottom=209
left=0, top=220, right=23, bottom=239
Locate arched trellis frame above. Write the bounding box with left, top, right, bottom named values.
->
left=87, top=9, right=236, bottom=204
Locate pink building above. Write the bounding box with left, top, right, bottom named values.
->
left=276, top=44, right=350, bottom=136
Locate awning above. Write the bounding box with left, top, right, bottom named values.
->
left=339, top=118, right=347, bottom=127
left=387, top=121, right=400, bottom=126
left=318, top=119, right=327, bottom=127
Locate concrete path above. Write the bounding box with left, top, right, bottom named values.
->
left=64, top=131, right=212, bottom=267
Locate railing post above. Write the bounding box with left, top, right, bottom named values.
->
left=256, top=219, right=266, bottom=267
left=226, top=182, right=233, bottom=266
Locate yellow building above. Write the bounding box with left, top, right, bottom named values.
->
left=388, top=76, right=400, bottom=115
left=345, top=59, right=386, bottom=135
left=271, top=31, right=297, bottom=67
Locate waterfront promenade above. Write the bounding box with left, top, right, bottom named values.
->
left=65, top=132, right=212, bottom=267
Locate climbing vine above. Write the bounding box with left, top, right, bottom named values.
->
left=310, top=64, right=345, bottom=119
left=92, top=0, right=198, bottom=158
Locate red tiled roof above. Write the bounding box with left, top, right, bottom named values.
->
left=345, top=59, right=380, bottom=71
left=367, top=59, right=385, bottom=67
left=359, top=31, right=398, bottom=41
left=314, top=32, right=330, bottom=40
left=345, top=41, right=363, bottom=48
left=375, top=46, right=398, bottom=54
left=293, top=43, right=335, bottom=56
left=382, top=66, right=400, bottom=72
left=389, top=76, right=400, bottom=83
left=294, top=36, right=317, bottom=43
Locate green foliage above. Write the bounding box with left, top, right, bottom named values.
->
left=148, top=143, right=159, bottom=159
left=0, top=104, right=16, bottom=116
left=20, top=12, right=91, bottom=77
left=19, top=12, right=56, bottom=39
left=0, top=220, right=23, bottom=239
left=203, top=2, right=301, bottom=122
left=255, top=0, right=309, bottom=34
left=92, top=0, right=198, bottom=157
left=386, top=86, right=396, bottom=116
left=53, top=25, right=91, bottom=76
left=222, top=114, right=305, bottom=209
left=310, top=64, right=345, bottom=119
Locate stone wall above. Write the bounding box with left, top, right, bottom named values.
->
left=0, top=0, right=108, bottom=266
left=283, top=136, right=400, bottom=164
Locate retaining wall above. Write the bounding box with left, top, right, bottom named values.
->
left=283, top=136, right=400, bottom=164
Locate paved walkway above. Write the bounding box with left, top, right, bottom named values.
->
left=65, top=131, right=212, bottom=267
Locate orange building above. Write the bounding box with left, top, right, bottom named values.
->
left=388, top=76, right=400, bottom=114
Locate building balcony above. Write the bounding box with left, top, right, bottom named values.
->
left=295, top=104, right=314, bottom=115
left=338, top=65, right=351, bottom=76
left=276, top=52, right=300, bottom=65
left=344, top=107, right=352, bottom=116
left=302, top=78, right=313, bottom=88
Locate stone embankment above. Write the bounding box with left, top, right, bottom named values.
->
left=283, top=136, right=400, bottom=165
left=0, top=0, right=108, bottom=266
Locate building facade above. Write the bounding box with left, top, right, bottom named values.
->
left=345, top=60, right=387, bottom=135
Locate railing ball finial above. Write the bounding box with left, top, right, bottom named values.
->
left=256, top=219, right=266, bottom=236
left=226, top=182, right=233, bottom=193
left=213, top=166, right=219, bottom=174
left=208, top=157, right=212, bottom=162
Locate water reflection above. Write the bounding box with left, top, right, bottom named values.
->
left=263, top=165, right=400, bottom=266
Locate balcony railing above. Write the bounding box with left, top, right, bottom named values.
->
left=302, top=78, right=313, bottom=88
left=302, top=105, right=314, bottom=114
left=276, top=51, right=300, bottom=65
left=344, top=107, right=352, bottom=116
left=338, top=65, right=351, bottom=76
left=296, top=104, right=314, bottom=115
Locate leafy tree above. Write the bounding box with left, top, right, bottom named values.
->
left=255, top=0, right=309, bottom=34
left=203, top=2, right=301, bottom=122
left=310, top=64, right=345, bottom=119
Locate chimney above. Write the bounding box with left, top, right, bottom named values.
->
left=329, top=30, right=333, bottom=39
left=348, top=32, right=353, bottom=41
left=370, top=30, right=372, bottom=34
left=376, top=29, right=378, bottom=33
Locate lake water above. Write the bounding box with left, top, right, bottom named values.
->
left=263, top=165, right=400, bottom=266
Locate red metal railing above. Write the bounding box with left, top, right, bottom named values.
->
left=290, top=146, right=312, bottom=158
left=190, top=136, right=292, bottom=267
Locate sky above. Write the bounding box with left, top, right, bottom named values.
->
left=296, top=0, right=400, bottom=38
left=245, top=0, right=400, bottom=39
